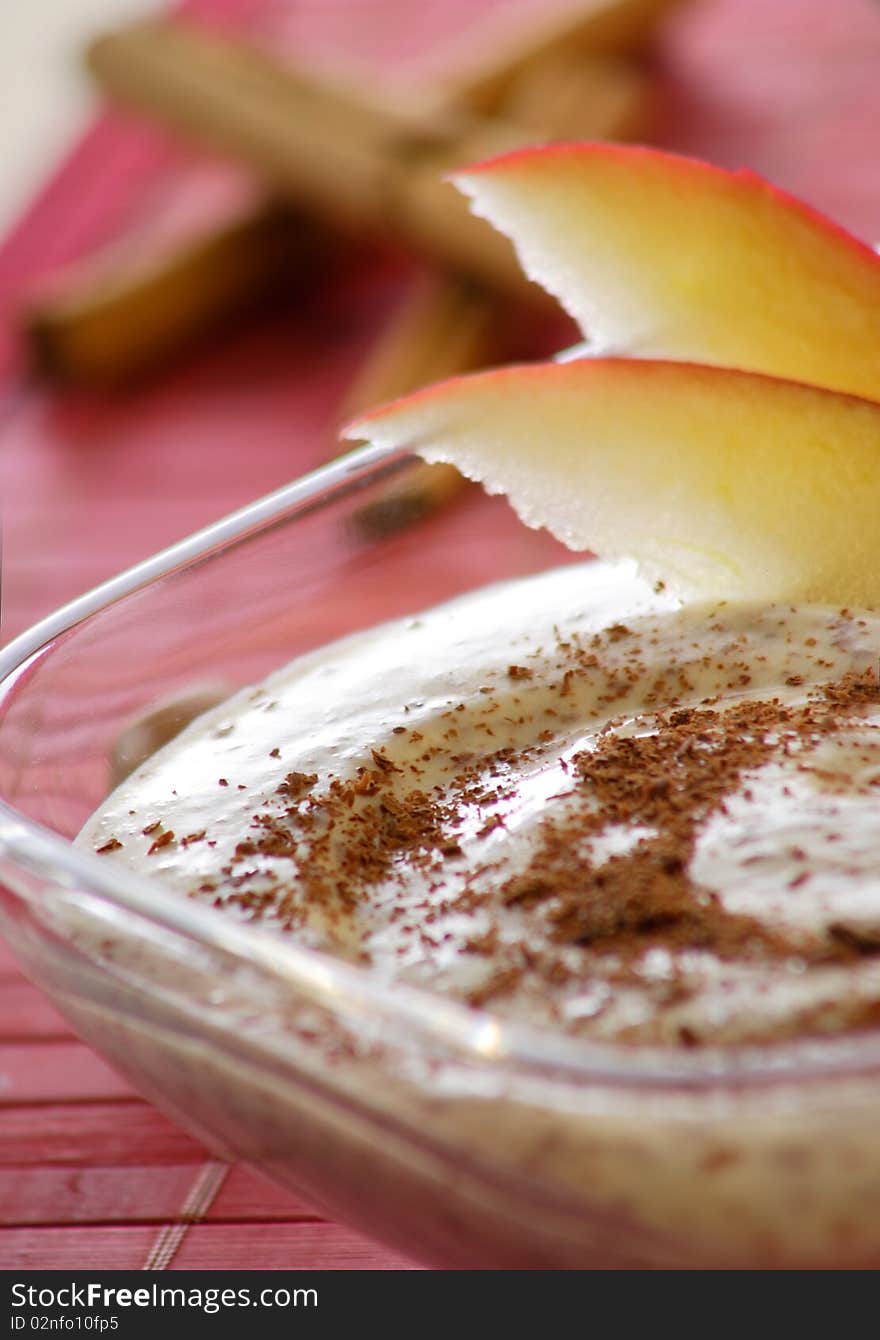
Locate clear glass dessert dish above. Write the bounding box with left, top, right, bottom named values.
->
left=3, top=441, right=880, bottom=1270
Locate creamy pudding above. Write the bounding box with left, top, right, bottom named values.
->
left=79, top=558, right=880, bottom=1050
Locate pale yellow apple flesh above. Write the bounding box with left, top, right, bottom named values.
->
left=453, top=145, right=880, bottom=403
left=345, top=358, right=880, bottom=605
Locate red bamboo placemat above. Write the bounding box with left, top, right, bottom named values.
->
left=1, top=0, right=879, bottom=1270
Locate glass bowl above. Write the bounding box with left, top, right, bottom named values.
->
left=3, top=441, right=880, bottom=1270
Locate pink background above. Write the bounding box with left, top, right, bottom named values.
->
left=1, top=0, right=879, bottom=1269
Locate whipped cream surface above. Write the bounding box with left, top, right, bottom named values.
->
left=79, top=559, right=880, bottom=1047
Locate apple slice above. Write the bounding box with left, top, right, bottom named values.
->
left=452, top=145, right=880, bottom=403
left=344, top=358, right=880, bottom=604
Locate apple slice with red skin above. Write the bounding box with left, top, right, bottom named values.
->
left=452, top=144, right=880, bottom=403
left=344, top=358, right=880, bottom=604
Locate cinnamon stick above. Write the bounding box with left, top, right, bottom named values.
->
left=438, top=0, right=683, bottom=115
left=28, top=2, right=675, bottom=387
left=501, top=52, right=652, bottom=141
left=347, top=54, right=652, bottom=535
left=85, top=18, right=536, bottom=303
left=25, top=200, right=316, bottom=387
left=341, top=279, right=503, bottom=537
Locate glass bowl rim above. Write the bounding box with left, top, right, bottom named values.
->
left=3, top=439, right=880, bottom=1092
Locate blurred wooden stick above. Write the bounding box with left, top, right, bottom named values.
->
left=82, top=17, right=659, bottom=530
left=346, top=53, right=652, bottom=535
left=26, top=1, right=676, bottom=388
left=342, top=280, right=503, bottom=421
left=341, top=279, right=504, bottom=538
left=84, top=18, right=534, bottom=300
left=26, top=200, right=317, bottom=388
left=440, top=0, right=682, bottom=114
left=500, top=51, right=652, bottom=140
